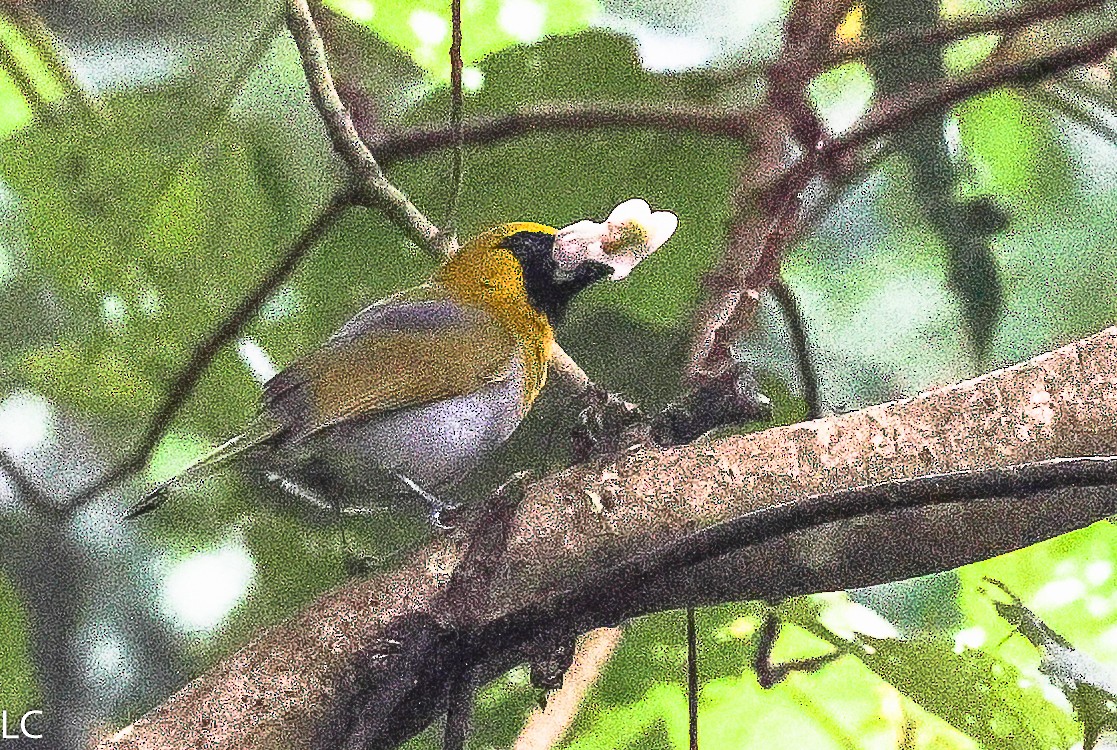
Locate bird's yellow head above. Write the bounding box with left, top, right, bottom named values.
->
left=435, top=200, right=678, bottom=325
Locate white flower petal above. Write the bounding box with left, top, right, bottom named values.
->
left=606, top=198, right=651, bottom=225
left=556, top=199, right=677, bottom=281
left=554, top=219, right=608, bottom=271
left=645, top=211, right=678, bottom=252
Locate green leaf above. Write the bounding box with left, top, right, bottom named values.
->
left=390, top=30, right=747, bottom=328
left=0, top=573, right=38, bottom=714
left=324, top=0, right=597, bottom=80
left=955, top=90, right=1076, bottom=204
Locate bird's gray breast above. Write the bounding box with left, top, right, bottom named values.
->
left=323, top=354, right=527, bottom=490
left=262, top=295, right=528, bottom=498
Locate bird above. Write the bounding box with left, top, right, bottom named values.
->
left=124, top=200, right=677, bottom=526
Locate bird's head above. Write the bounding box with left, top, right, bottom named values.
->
left=441, top=200, right=677, bottom=324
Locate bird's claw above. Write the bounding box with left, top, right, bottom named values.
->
left=572, top=385, right=644, bottom=462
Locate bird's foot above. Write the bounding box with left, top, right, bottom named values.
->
left=572, top=385, right=645, bottom=462
left=391, top=471, right=462, bottom=532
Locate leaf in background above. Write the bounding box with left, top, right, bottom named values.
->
left=985, top=578, right=1117, bottom=750
left=316, top=6, right=427, bottom=132
left=388, top=29, right=747, bottom=328
left=955, top=90, right=1077, bottom=205
left=864, top=0, right=1005, bottom=360
left=782, top=598, right=1080, bottom=750
left=323, top=0, right=597, bottom=79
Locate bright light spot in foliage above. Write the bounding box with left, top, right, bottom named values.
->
left=834, top=4, right=862, bottom=44
left=0, top=391, right=53, bottom=454
left=337, top=0, right=374, bottom=22
left=1087, top=560, right=1113, bottom=587
left=237, top=338, right=277, bottom=386
left=817, top=595, right=900, bottom=640
left=953, top=626, right=987, bottom=654
left=808, top=61, right=874, bottom=135
left=1033, top=578, right=1087, bottom=609
left=410, top=9, right=448, bottom=46
left=498, top=0, right=546, bottom=43
left=89, top=636, right=125, bottom=674
left=101, top=294, right=127, bottom=328
left=161, top=545, right=255, bottom=634
left=726, top=616, right=757, bottom=640
left=462, top=67, right=484, bottom=91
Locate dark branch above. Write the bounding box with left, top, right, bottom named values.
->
left=372, top=104, right=756, bottom=165
left=0, top=449, right=63, bottom=521
left=829, top=0, right=1108, bottom=67
left=770, top=276, right=821, bottom=420
left=69, top=187, right=357, bottom=503
left=609, top=456, right=1117, bottom=601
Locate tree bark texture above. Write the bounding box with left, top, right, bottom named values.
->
left=99, top=327, right=1117, bottom=750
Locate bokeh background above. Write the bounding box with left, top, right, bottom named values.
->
left=2, top=0, right=1117, bottom=747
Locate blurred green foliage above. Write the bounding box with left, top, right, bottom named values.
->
left=2, top=0, right=1117, bottom=747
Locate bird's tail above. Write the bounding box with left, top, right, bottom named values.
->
left=124, top=415, right=284, bottom=519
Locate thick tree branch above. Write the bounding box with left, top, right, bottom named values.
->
left=99, top=326, right=1117, bottom=750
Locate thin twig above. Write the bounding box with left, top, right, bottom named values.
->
left=1, top=2, right=101, bottom=114
left=285, top=0, right=447, bottom=256
left=512, top=628, right=623, bottom=750
left=136, top=9, right=284, bottom=237
left=1035, top=84, right=1117, bottom=146
left=69, top=187, right=357, bottom=503
left=0, top=42, right=46, bottom=114
left=686, top=606, right=699, bottom=750
left=828, top=0, right=1108, bottom=67
left=824, top=28, right=1117, bottom=164
left=372, top=104, right=756, bottom=165
left=445, top=0, right=464, bottom=232
left=549, top=346, right=592, bottom=393
left=770, top=276, right=821, bottom=420
left=0, top=448, right=63, bottom=521
left=206, top=10, right=284, bottom=147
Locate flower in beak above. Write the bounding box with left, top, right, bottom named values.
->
left=554, top=199, right=678, bottom=280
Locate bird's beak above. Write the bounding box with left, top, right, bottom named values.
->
left=554, top=199, right=678, bottom=281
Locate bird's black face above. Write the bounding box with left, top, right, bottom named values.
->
left=501, top=231, right=613, bottom=324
